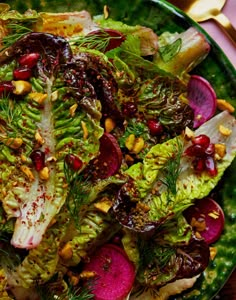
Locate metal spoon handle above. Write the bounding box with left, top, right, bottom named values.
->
left=213, top=12, right=236, bottom=45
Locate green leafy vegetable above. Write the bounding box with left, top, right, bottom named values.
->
left=2, top=23, right=32, bottom=49
left=64, top=162, right=90, bottom=228
left=154, top=27, right=211, bottom=77
left=159, top=38, right=182, bottom=63
left=160, top=137, right=183, bottom=197
left=69, top=30, right=122, bottom=52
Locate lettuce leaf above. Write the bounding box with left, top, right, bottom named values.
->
left=117, top=111, right=236, bottom=229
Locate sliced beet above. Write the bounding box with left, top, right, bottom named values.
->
left=88, top=29, right=125, bottom=52
left=83, top=244, right=135, bottom=300
left=187, top=75, right=217, bottom=128
left=91, top=132, right=122, bottom=179
left=183, top=197, right=225, bottom=244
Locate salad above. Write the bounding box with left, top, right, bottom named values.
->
left=0, top=3, right=236, bottom=300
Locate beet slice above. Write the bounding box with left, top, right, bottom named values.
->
left=88, top=29, right=125, bottom=52
left=83, top=244, right=135, bottom=300
left=92, top=132, right=122, bottom=179
left=183, top=197, right=225, bottom=244
left=187, top=75, right=217, bottom=128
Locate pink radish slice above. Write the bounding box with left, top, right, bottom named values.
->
left=83, top=244, right=135, bottom=300
left=187, top=75, right=217, bottom=128
left=88, top=29, right=125, bottom=52
left=93, top=132, right=122, bottom=179
left=183, top=197, right=225, bottom=244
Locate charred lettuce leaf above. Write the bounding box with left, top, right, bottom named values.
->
left=0, top=32, right=124, bottom=249
left=137, top=233, right=209, bottom=288
left=136, top=76, right=194, bottom=135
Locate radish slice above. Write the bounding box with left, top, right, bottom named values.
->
left=83, top=244, right=135, bottom=300
left=183, top=197, right=225, bottom=244
left=88, top=29, right=125, bottom=52
left=92, top=132, right=122, bottom=179
left=187, top=75, right=217, bottom=128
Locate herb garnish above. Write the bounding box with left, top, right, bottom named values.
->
left=64, top=159, right=90, bottom=227
left=36, top=279, right=94, bottom=300
left=160, top=138, right=183, bottom=197
left=159, top=38, right=182, bottom=62
left=138, top=237, right=175, bottom=270
left=0, top=96, right=22, bottom=129
left=69, top=30, right=122, bottom=52
left=2, top=23, right=32, bottom=49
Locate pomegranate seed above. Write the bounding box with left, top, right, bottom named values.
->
left=30, top=150, right=45, bottom=171
left=205, top=156, right=218, bottom=176
left=18, top=53, right=40, bottom=68
left=193, top=158, right=205, bottom=172
left=13, top=67, right=32, bottom=80
left=192, top=134, right=210, bottom=149
left=184, top=144, right=206, bottom=157
left=147, top=119, right=164, bottom=136
left=65, top=154, right=83, bottom=171
left=0, top=81, right=14, bottom=96
left=122, top=102, right=137, bottom=118
left=205, top=143, right=215, bottom=156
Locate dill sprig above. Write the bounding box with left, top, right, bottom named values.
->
left=138, top=237, right=175, bottom=269
left=2, top=23, right=32, bottom=49
left=69, top=30, right=122, bottom=52
left=67, top=285, right=94, bottom=300
left=36, top=280, right=94, bottom=300
left=160, top=138, right=183, bottom=197
left=64, top=160, right=90, bottom=227
left=0, top=233, right=21, bottom=270
left=0, top=96, right=22, bottom=127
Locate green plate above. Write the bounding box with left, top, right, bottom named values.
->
left=2, top=0, right=236, bottom=299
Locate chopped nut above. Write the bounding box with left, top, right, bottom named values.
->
left=5, top=137, right=23, bottom=149
left=125, top=134, right=136, bottom=151
left=209, top=247, right=217, bottom=260
left=132, top=137, right=145, bottom=154
left=46, top=156, right=57, bottom=163
left=208, top=210, right=220, bottom=219
left=94, top=197, right=113, bottom=213
left=59, top=243, right=73, bottom=260
left=214, top=143, right=226, bottom=160
left=105, top=117, right=116, bottom=133
left=69, top=103, right=78, bottom=117
left=195, top=231, right=202, bottom=239
left=217, top=99, right=235, bottom=113
left=20, top=154, right=28, bottom=162
left=81, top=120, right=88, bottom=140
left=184, top=126, right=194, bottom=140
left=39, top=167, right=50, bottom=180
left=219, top=124, right=232, bottom=136
left=125, top=154, right=134, bottom=164
left=28, top=92, right=47, bottom=104
left=35, top=131, right=45, bottom=145
left=103, top=5, right=109, bottom=19
left=51, top=90, right=58, bottom=101
left=12, top=80, right=32, bottom=95
left=80, top=270, right=96, bottom=279
left=20, top=165, right=35, bottom=181
left=67, top=271, right=80, bottom=286
left=136, top=202, right=150, bottom=213
left=190, top=216, right=206, bottom=232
